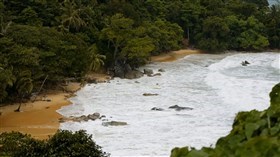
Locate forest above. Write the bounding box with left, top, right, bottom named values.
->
left=0, top=0, right=279, bottom=103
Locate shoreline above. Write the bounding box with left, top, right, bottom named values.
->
left=0, top=49, right=202, bottom=140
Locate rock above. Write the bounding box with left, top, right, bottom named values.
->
left=158, top=68, right=165, bottom=72
left=143, top=93, right=159, bottom=96
left=102, top=121, right=128, bottom=126
left=135, top=81, right=140, bottom=83
left=74, top=115, right=89, bottom=122
left=241, top=60, right=250, bottom=66
left=65, top=113, right=102, bottom=122
left=169, top=105, right=193, bottom=111
left=151, top=107, right=164, bottom=111
left=152, top=73, right=161, bottom=77
left=124, top=70, right=144, bottom=79
left=100, top=115, right=106, bottom=119
left=114, top=64, right=125, bottom=78
left=87, top=112, right=100, bottom=121
left=58, top=118, right=66, bottom=123
left=144, top=69, right=153, bottom=75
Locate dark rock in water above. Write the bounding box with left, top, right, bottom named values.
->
left=241, top=60, right=250, bottom=66
left=151, top=107, right=164, bottom=111
left=61, top=113, right=102, bottom=123
left=135, top=81, right=140, bottom=83
left=169, top=105, right=193, bottom=111
left=152, top=73, right=161, bottom=77
left=143, top=93, right=159, bottom=96
left=102, top=121, right=128, bottom=126
left=124, top=70, right=144, bottom=79
left=73, top=115, right=89, bottom=122
left=144, top=68, right=153, bottom=75
left=100, top=115, right=106, bottom=119
left=87, top=112, right=100, bottom=121
left=158, top=68, right=165, bottom=72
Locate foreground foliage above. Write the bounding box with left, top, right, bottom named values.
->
left=171, top=82, right=280, bottom=157
left=0, top=130, right=109, bottom=157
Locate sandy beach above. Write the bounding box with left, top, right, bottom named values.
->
left=151, top=49, right=203, bottom=62
left=0, top=49, right=201, bottom=140
left=0, top=73, right=110, bottom=140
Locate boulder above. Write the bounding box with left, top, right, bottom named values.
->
left=102, top=121, right=128, bottom=126
left=61, top=113, right=102, bottom=123
left=169, top=105, right=193, bottom=111
left=114, top=64, right=125, bottom=78
left=144, top=69, right=153, bottom=75
left=158, top=68, right=165, bottom=72
left=87, top=112, right=100, bottom=121
left=72, top=115, right=89, bottom=122
left=143, top=93, right=159, bottom=96
left=151, top=107, right=164, bottom=111
left=152, top=73, right=162, bottom=77
left=124, top=70, right=144, bottom=79
left=241, top=60, right=250, bottom=66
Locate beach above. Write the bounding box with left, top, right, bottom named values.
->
left=0, top=49, right=201, bottom=140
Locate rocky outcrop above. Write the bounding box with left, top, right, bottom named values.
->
left=124, top=70, right=144, bottom=79
left=143, top=93, right=159, bottom=96
left=102, top=121, right=128, bottom=126
left=144, top=69, right=153, bottom=75
left=151, top=107, right=164, bottom=111
left=59, top=112, right=101, bottom=123
left=169, top=105, right=193, bottom=111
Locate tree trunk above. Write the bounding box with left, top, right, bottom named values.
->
left=14, top=96, right=23, bottom=112
left=32, top=75, right=48, bottom=102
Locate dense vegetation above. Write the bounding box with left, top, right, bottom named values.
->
left=0, top=0, right=279, bottom=103
left=171, top=83, right=280, bottom=157
left=0, top=130, right=109, bottom=157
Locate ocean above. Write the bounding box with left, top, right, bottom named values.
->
left=58, top=52, right=280, bottom=156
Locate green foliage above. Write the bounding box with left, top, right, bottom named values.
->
left=171, top=83, right=280, bottom=157
left=0, top=131, right=46, bottom=157
left=196, top=16, right=230, bottom=52
left=0, top=130, right=109, bottom=157
left=0, top=0, right=279, bottom=102
left=47, top=130, right=109, bottom=157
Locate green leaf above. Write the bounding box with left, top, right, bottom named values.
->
left=245, top=123, right=260, bottom=139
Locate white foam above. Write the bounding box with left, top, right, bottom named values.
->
left=271, top=55, right=280, bottom=70
left=58, top=52, right=279, bottom=156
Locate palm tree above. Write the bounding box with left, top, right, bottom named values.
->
left=59, top=0, right=86, bottom=32
left=88, top=44, right=106, bottom=72
left=14, top=70, right=33, bottom=112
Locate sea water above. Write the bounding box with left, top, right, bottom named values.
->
left=58, top=52, right=280, bottom=156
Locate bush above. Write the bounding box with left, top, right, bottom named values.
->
left=0, top=130, right=109, bottom=157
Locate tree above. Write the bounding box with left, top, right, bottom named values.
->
left=196, top=16, right=230, bottom=52
left=88, top=44, right=106, bottom=72
left=100, top=13, right=134, bottom=62
left=59, top=0, right=86, bottom=32
left=14, top=70, right=33, bottom=112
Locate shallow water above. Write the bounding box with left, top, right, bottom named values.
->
left=58, top=52, right=280, bottom=156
